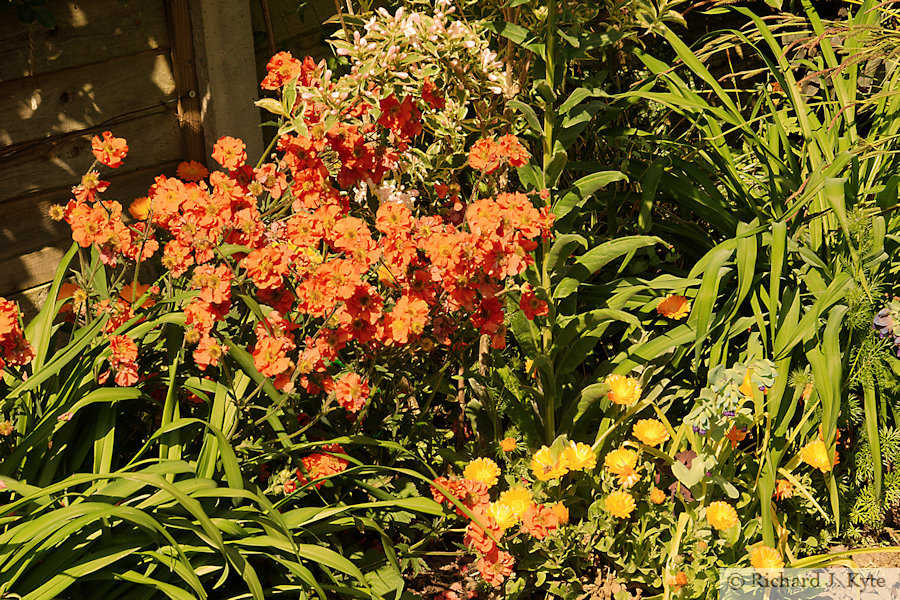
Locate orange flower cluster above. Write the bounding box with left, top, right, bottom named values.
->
left=108, top=334, right=138, bottom=387
left=59, top=52, right=552, bottom=422
left=295, top=443, right=350, bottom=489
left=467, top=135, right=530, bottom=173
left=0, top=298, right=33, bottom=370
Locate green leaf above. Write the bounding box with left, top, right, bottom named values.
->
left=553, top=171, right=627, bottom=219
left=553, top=236, right=660, bottom=299
left=507, top=99, right=543, bottom=135
left=544, top=150, right=568, bottom=189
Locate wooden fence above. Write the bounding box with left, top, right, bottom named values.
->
left=0, top=0, right=265, bottom=316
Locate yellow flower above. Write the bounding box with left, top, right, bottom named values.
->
left=487, top=501, right=518, bottom=531
left=499, top=437, right=517, bottom=453
left=604, top=448, right=637, bottom=476
left=749, top=545, right=784, bottom=574
left=605, top=491, right=636, bottom=518
left=562, top=442, right=596, bottom=471
left=463, top=457, right=501, bottom=488
left=605, top=374, right=641, bottom=405
left=531, top=445, right=569, bottom=481
left=800, top=439, right=832, bottom=473
left=739, top=369, right=754, bottom=398
left=656, top=294, right=691, bottom=319
left=617, top=468, right=641, bottom=488
left=774, top=478, right=794, bottom=501
left=632, top=419, right=670, bottom=447
left=649, top=487, right=666, bottom=504
left=498, top=487, right=533, bottom=520
left=706, top=501, right=739, bottom=531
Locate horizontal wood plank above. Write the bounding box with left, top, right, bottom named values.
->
left=0, top=109, right=182, bottom=203
left=0, top=0, right=169, bottom=82
left=0, top=243, right=70, bottom=299
left=0, top=49, right=177, bottom=148
left=0, top=160, right=180, bottom=264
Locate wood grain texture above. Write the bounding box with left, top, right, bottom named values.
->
left=166, top=0, right=204, bottom=162
left=0, top=243, right=70, bottom=299
left=0, top=0, right=169, bottom=82
left=0, top=109, right=182, bottom=203
left=0, top=49, right=177, bottom=148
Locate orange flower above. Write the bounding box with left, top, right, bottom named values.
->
left=521, top=502, right=560, bottom=539
left=475, top=549, right=515, bottom=588
left=649, top=487, right=666, bottom=504
left=656, top=294, right=691, bottom=319
left=667, top=571, right=688, bottom=590
left=530, top=445, right=569, bottom=481
left=108, top=334, right=138, bottom=387
left=463, top=457, right=501, bottom=488
left=739, top=370, right=754, bottom=398
left=550, top=502, right=569, bottom=524
left=749, top=545, right=784, bottom=574
left=706, top=501, right=739, bottom=531
left=297, top=444, right=349, bottom=489
left=497, top=134, right=531, bottom=167
left=119, top=283, right=156, bottom=310
left=632, top=419, right=670, bottom=447
left=605, top=491, right=636, bottom=518
left=211, top=136, right=247, bottom=170
left=128, top=197, right=152, bottom=221
left=499, top=437, right=517, bottom=452
left=519, top=286, right=549, bottom=320
left=725, top=425, right=749, bottom=450
left=800, top=438, right=832, bottom=473
left=605, top=374, right=641, bottom=405
left=261, top=51, right=303, bottom=90
left=774, top=478, right=794, bottom=501
left=468, top=137, right=502, bottom=173
left=177, top=160, right=210, bottom=182
left=91, top=131, right=128, bottom=168
left=334, top=372, right=370, bottom=412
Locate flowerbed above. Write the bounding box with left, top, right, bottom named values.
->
left=3, top=1, right=900, bottom=598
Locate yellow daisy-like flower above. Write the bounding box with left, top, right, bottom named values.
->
left=531, top=445, right=569, bottom=481
left=487, top=501, right=518, bottom=531
left=498, top=487, right=533, bottom=520
left=604, top=448, right=637, bottom=476
left=605, top=374, right=642, bottom=405
left=800, top=439, right=832, bottom=473
left=749, top=545, right=784, bottom=574
left=632, top=419, right=670, bottom=447
left=605, top=491, right=636, bottom=519
left=562, top=442, right=597, bottom=471
left=499, top=437, right=517, bottom=452
left=706, top=501, right=739, bottom=531
left=649, top=487, right=666, bottom=504
left=656, top=294, right=691, bottom=319
left=463, top=457, right=501, bottom=488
